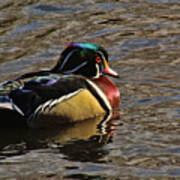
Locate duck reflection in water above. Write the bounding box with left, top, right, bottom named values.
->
left=0, top=112, right=122, bottom=160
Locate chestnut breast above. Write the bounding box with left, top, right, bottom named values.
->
left=92, top=76, right=120, bottom=109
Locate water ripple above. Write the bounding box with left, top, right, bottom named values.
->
left=139, top=169, right=180, bottom=177
left=110, top=36, right=180, bottom=56
left=124, top=95, right=180, bottom=108
left=0, top=45, right=61, bottom=76
left=148, top=0, right=180, bottom=3
left=13, top=22, right=45, bottom=34
left=83, top=26, right=124, bottom=39
left=29, top=4, right=79, bottom=15
left=120, top=37, right=179, bottom=51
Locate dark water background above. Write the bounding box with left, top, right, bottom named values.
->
left=0, top=0, right=180, bottom=179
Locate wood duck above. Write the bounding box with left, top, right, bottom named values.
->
left=0, top=42, right=120, bottom=128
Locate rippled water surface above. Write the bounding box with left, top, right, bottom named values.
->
left=0, top=0, right=180, bottom=179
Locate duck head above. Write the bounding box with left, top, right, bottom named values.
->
left=52, top=42, right=119, bottom=79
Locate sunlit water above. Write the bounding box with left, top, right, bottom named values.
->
left=0, top=0, right=180, bottom=179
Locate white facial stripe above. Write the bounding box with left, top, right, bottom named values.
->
left=60, top=49, right=79, bottom=70
left=93, top=64, right=101, bottom=79
left=85, top=79, right=112, bottom=120
left=63, top=61, right=88, bottom=74
left=27, top=89, right=83, bottom=127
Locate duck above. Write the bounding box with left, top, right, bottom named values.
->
left=0, top=42, right=120, bottom=128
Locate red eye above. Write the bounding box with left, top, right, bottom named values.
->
left=96, top=57, right=101, bottom=63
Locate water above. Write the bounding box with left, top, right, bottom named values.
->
left=0, top=0, right=180, bottom=179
